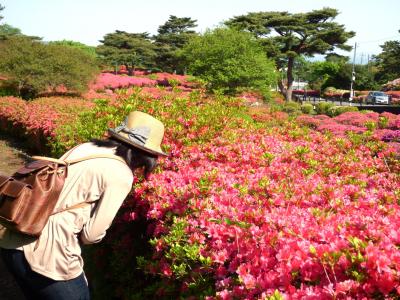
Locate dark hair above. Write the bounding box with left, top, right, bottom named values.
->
left=91, top=138, right=158, bottom=179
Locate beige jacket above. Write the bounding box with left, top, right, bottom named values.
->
left=0, top=142, right=134, bottom=280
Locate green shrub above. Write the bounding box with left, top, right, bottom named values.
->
left=280, top=101, right=301, bottom=116
left=51, top=88, right=252, bottom=156
left=378, top=116, right=389, bottom=129
left=167, top=78, right=180, bottom=88
left=301, top=103, right=314, bottom=114
left=0, top=36, right=99, bottom=99
left=327, top=105, right=358, bottom=117
left=315, top=101, right=334, bottom=115
left=147, top=74, right=158, bottom=80
left=182, top=27, right=276, bottom=94
left=365, top=120, right=377, bottom=131
left=185, top=76, right=207, bottom=89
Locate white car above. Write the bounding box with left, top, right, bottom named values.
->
left=365, top=91, right=390, bottom=105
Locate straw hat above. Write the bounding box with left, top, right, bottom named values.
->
left=108, top=111, right=167, bottom=156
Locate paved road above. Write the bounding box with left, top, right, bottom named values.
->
left=0, top=134, right=30, bottom=300
left=297, top=96, right=400, bottom=114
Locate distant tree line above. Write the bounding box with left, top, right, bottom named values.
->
left=0, top=2, right=399, bottom=100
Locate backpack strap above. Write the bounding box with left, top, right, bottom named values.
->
left=51, top=201, right=95, bottom=216
left=31, top=153, right=129, bottom=250
left=30, top=156, right=68, bottom=165
left=31, top=154, right=128, bottom=217
left=47, top=154, right=128, bottom=215
left=31, top=154, right=127, bottom=165
left=66, top=154, right=127, bottom=165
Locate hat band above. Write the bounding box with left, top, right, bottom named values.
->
left=115, top=123, right=150, bottom=146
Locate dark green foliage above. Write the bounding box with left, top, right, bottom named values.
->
left=154, top=15, right=198, bottom=74
left=353, top=64, right=379, bottom=91
left=307, top=61, right=341, bottom=91
left=182, top=27, right=276, bottom=95
left=305, top=59, right=379, bottom=91
left=96, top=30, right=156, bottom=74
left=0, top=36, right=99, bottom=99
left=226, top=8, right=355, bottom=101
left=374, top=31, right=400, bottom=84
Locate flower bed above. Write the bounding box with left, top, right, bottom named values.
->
left=0, top=96, right=93, bottom=153
left=89, top=73, right=157, bottom=91
left=130, top=129, right=399, bottom=299
left=67, top=90, right=398, bottom=299
left=149, top=72, right=193, bottom=88
left=386, top=91, right=400, bottom=105
left=0, top=88, right=399, bottom=298
left=297, top=111, right=400, bottom=149
left=292, top=90, right=320, bottom=97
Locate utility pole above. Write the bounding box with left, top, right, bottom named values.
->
left=349, top=42, right=357, bottom=102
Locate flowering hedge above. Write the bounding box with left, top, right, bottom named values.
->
left=129, top=129, right=399, bottom=299
left=89, top=73, right=157, bottom=91
left=0, top=96, right=93, bottom=153
left=148, top=72, right=198, bottom=89
left=64, top=89, right=398, bottom=299
left=386, top=91, right=400, bottom=105
left=1, top=88, right=399, bottom=299
left=383, top=78, right=400, bottom=91
left=297, top=111, right=400, bottom=145
left=292, top=90, right=320, bottom=97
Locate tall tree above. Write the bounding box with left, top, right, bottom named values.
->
left=306, top=61, right=340, bottom=91
left=96, top=30, right=156, bottom=75
left=374, top=30, right=400, bottom=84
left=154, top=15, right=198, bottom=73
left=182, top=27, right=276, bottom=95
left=226, top=8, right=355, bottom=101
left=0, top=36, right=99, bottom=99
left=0, top=4, right=4, bottom=21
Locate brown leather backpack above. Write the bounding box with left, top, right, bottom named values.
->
left=0, top=154, right=126, bottom=237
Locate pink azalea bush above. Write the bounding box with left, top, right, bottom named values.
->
left=150, top=72, right=192, bottom=88
left=297, top=111, right=400, bottom=150
left=0, top=96, right=26, bottom=124
left=134, top=130, right=399, bottom=298
left=386, top=91, right=400, bottom=105
left=56, top=89, right=398, bottom=299
left=237, top=91, right=265, bottom=105
left=292, top=90, right=320, bottom=97
left=89, top=73, right=157, bottom=91
left=1, top=86, right=399, bottom=298
left=0, top=96, right=93, bottom=152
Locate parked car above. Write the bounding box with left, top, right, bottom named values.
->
left=365, top=91, right=390, bottom=105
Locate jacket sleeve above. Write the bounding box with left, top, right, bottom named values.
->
left=80, top=169, right=133, bottom=244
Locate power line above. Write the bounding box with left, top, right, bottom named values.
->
left=356, top=35, right=399, bottom=44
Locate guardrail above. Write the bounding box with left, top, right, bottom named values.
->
left=294, top=95, right=400, bottom=114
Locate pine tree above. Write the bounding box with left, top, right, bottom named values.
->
left=226, top=8, right=355, bottom=101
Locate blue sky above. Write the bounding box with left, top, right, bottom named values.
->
left=1, top=0, right=399, bottom=62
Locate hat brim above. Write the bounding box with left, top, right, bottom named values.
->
left=108, top=129, right=168, bottom=157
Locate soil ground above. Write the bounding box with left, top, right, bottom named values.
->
left=0, top=133, right=31, bottom=300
